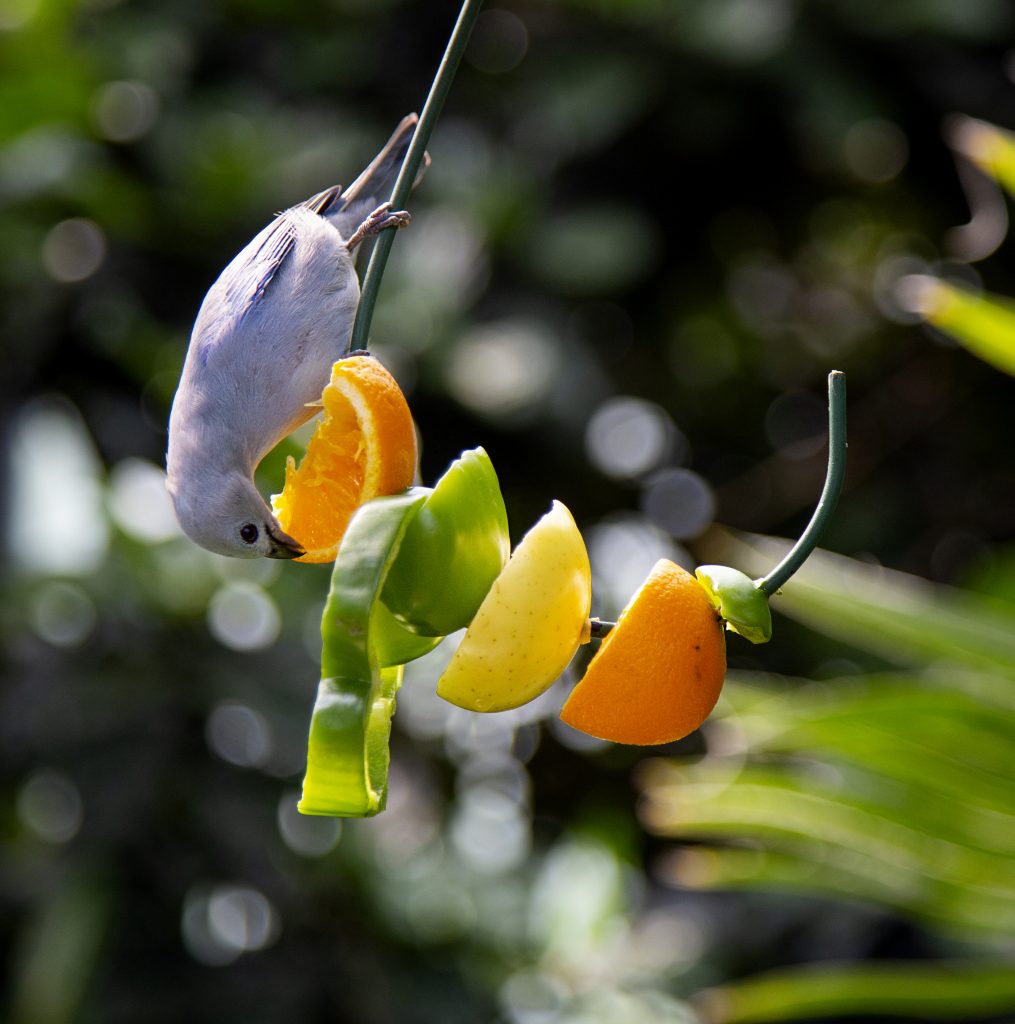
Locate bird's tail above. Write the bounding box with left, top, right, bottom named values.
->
left=327, top=113, right=430, bottom=245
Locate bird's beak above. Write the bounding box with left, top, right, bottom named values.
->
left=265, top=522, right=305, bottom=560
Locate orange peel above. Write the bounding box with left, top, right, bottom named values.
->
left=560, top=559, right=726, bottom=745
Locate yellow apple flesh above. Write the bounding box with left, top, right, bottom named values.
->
left=436, top=500, right=592, bottom=712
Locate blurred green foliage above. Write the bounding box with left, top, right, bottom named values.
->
left=644, top=531, right=1015, bottom=1020
left=2, top=0, right=1015, bottom=1022
left=904, top=118, right=1015, bottom=377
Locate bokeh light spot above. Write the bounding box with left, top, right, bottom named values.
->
left=17, top=769, right=83, bottom=843
left=208, top=886, right=278, bottom=952
left=42, top=218, right=106, bottom=283
left=451, top=783, right=530, bottom=875
left=28, top=581, right=97, bottom=648
left=397, top=206, right=485, bottom=300
left=639, top=468, right=716, bottom=539
left=207, top=581, right=280, bottom=651
left=447, top=320, right=559, bottom=418
left=182, top=883, right=279, bottom=965
left=467, top=9, right=528, bottom=75
left=585, top=396, right=681, bottom=479
left=844, top=118, right=909, bottom=184
left=90, top=80, right=159, bottom=142
left=0, top=128, right=85, bottom=199
left=205, top=702, right=273, bottom=768
left=107, top=458, right=181, bottom=544
left=277, top=791, right=341, bottom=857
left=7, top=399, right=109, bottom=576
left=149, top=542, right=217, bottom=614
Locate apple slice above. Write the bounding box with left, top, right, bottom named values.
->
left=436, top=500, right=592, bottom=712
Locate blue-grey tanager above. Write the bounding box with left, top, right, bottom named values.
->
left=167, top=115, right=423, bottom=559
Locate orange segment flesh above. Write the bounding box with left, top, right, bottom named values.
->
left=560, top=559, right=726, bottom=745
left=271, top=355, right=417, bottom=564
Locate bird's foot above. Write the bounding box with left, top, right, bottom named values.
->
left=344, top=202, right=412, bottom=251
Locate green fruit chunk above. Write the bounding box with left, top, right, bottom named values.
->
left=382, top=447, right=510, bottom=636
left=300, top=488, right=431, bottom=818
left=695, top=564, right=772, bottom=645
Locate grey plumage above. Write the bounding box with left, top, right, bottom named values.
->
left=166, top=114, right=422, bottom=559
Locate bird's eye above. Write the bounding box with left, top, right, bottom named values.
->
left=239, top=523, right=259, bottom=544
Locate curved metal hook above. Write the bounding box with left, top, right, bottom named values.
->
left=756, top=370, right=847, bottom=596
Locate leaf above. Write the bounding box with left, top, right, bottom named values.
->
left=643, top=763, right=1015, bottom=938
left=951, top=117, right=1015, bottom=202
left=639, top=666, right=1015, bottom=940
left=721, top=674, right=1015, bottom=815
left=902, top=275, right=1015, bottom=378
left=698, top=961, right=1015, bottom=1023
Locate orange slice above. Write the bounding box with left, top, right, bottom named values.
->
left=560, top=559, right=726, bottom=745
left=271, top=355, right=417, bottom=563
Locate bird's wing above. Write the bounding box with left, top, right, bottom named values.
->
left=190, top=212, right=303, bottom=371
left=221, top=185, right=347, bottom=323
left=218, top=214, right=301, bottom=324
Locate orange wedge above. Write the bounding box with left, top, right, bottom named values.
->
left=271, top=355, right=417, bottom=563
left=560, top=559, right=726, bottom=745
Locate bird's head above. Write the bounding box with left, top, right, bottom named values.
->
left=169, top=470, right=305, bottom=560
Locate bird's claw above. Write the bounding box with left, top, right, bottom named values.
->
left=344, top=202, right=412, bottom=251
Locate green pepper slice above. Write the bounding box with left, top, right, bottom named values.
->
left=372, top=599, right=444, bottom=668
left=300, top=487, right=431, bottom=818
left=382, top=447, right=510, bottom=636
